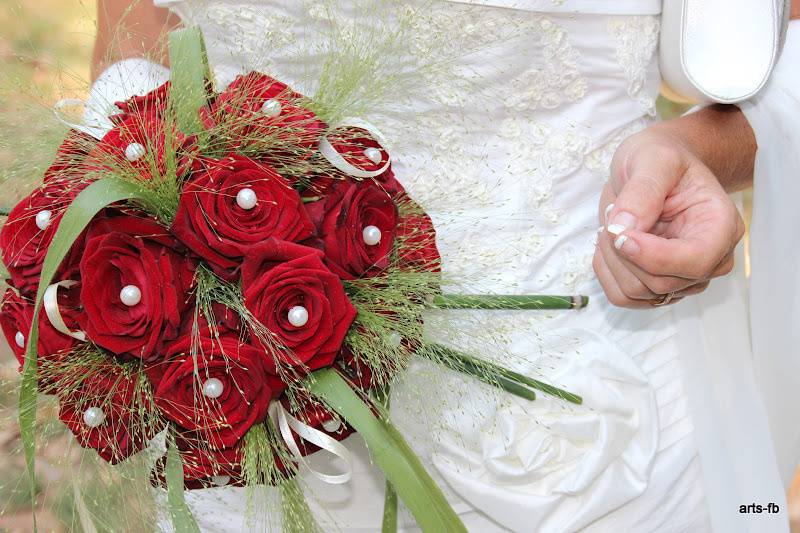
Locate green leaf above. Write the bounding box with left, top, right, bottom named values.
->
left=307, top=369, right=466, bottom=533
left=431, top=294, right=588, bottom=310
left=166, top=436, right=201, bottom=533
left=168, top=27, right=211, bottom=138
left=19, top=178, right=150, bottom=528
left=382, top=480, right=398, bottom=533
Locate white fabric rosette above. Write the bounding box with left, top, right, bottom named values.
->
left=392, top=326, right=658, bottom=533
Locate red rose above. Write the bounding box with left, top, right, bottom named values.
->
left=58, top=366, right=155, bottom=464
left=113, top=82, right=171, bottom=121
left=77, top=215, right=196, bottom=361
left=241, top=239, right=357, bottom=373
left=43, top=129, right=97, bottom=184
left=396, top=204, right=440, bottom=272
left=0, top=288, right=79, bottom=372
left=305, top=179, right=398, bottom=279
left=339, top=346, right=379, bottom=390
left=0, top=183, right=83, bottom=295
left=171, top=155, right=314, bottom=280
left=153, top=334, right=277, bottom=449
left=176, top=433, right=245, bottom=489
left=87, top=110, right=195, bottom=181
left=208, top=72, right=325, bottom=159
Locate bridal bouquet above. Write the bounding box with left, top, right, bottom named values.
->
left=0, top=29, right=583, bottom=532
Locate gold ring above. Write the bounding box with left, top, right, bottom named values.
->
left=650, top=291, right=677, bottom=307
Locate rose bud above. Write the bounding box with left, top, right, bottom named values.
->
left=0, top=183, right=84, bottom=295
left=304, top=179, right=398, bottom=279
left=153, top=334, right=278, bottom=450
left=58, top=367, right=155, bottom=464
left=241, top=239, right=357, bottom=374
left=171, top=154, right=314, bottom=281
left=77, top=215, right=196, bottom=361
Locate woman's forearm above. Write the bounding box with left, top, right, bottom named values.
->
left=92, top=0, right=177, bottom=80
left=647, top=105, right=757, bottom=193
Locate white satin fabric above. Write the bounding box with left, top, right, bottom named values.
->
left=113, top=1, right=791, bottom=531
left=740, top=20, right=800, bottom=490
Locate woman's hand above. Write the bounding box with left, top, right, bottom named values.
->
left=594, top=115, right=748, bottom=308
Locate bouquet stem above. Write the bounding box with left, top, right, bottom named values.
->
left=420, top=343, right=582, bottom=405
left=430, top=294, right=588, bottom=310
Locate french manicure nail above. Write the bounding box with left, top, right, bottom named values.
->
left=607, top=223, right=626, bottom=236
left=611, top=211, right=638, bottom=230
left=604, top=203, right=615, bottom=223
left=614, top=234, right=640, bottom=254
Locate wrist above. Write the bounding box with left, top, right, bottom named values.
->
left=647, top=105, right=756, bottom=192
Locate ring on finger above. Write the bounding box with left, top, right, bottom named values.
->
left=650, top=291, right=678, bottom=307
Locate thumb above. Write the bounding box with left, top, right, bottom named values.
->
left=606, top=143, right=686, bottom=234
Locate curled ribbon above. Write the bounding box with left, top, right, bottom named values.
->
left=319, top=118, right=392, bottom=179
left=269, top=401, right=352, bottom=485
left=43, top=280, right=87, bottom=342
left=53, top=98, right=108, bottom=141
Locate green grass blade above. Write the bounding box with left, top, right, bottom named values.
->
left=168, top=27, right=211, bottom=139
left=19, top=178, right=149, bottom=528
left=307, top=369, right=466, bottom=533
left=166, top=437, right=201, bottom=533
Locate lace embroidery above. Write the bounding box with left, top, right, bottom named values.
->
left=503, top=17, right=588, bottom=111
left=608, top=16, right=660, bottom=116
left=584, top=119, right=649, bottom=177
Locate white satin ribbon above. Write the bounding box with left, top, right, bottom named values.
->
left=269, top=401, right=352, bottom=484
left=43, top=280, right=87, bottom=341
left=319, top=118, right=392, bottom=179
left=53, top=98, right=107, bottom=140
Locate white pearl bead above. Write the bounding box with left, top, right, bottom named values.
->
left=211, top=475, right=230, bottom=486
left=14, top=331, right=25, bottom=349
left=124, top=142, right=146, bottom=162
left=363, top=147, right=382, bottom=165
left=362, top=225, right=382, bottom=246
left=287, top=305, right=309, bottom=328
left=388, top=331, right=403, bottom=348
left=35, top=210, right=52, bottom=231
left=82, top=407, right=105, bottom=428
left=119, top=285, right=142, bottom=307
left=236, top=187, right=258, bottom=210
left=261, top=99, right=282, bottom=117
left=322, top=418, right=342, bottom=433
left=202, top=377, right=224, bottom=399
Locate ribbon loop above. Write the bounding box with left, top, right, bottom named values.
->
left=43, top=280, right=87, bottom=342
left=319, top=118, right=392, bottom=179
left=269, top=401, right=352, bottom=485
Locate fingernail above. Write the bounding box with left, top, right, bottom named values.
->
left=614, top=234, right=640, bottom=254
left=607, top=223, right=626, bottom=236
left=611, top=211, right=638, bottom=230
left=604, top=203, right=615, bottom=223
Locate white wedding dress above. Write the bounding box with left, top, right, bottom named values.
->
left=126, top=1, right=789, bottom=531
